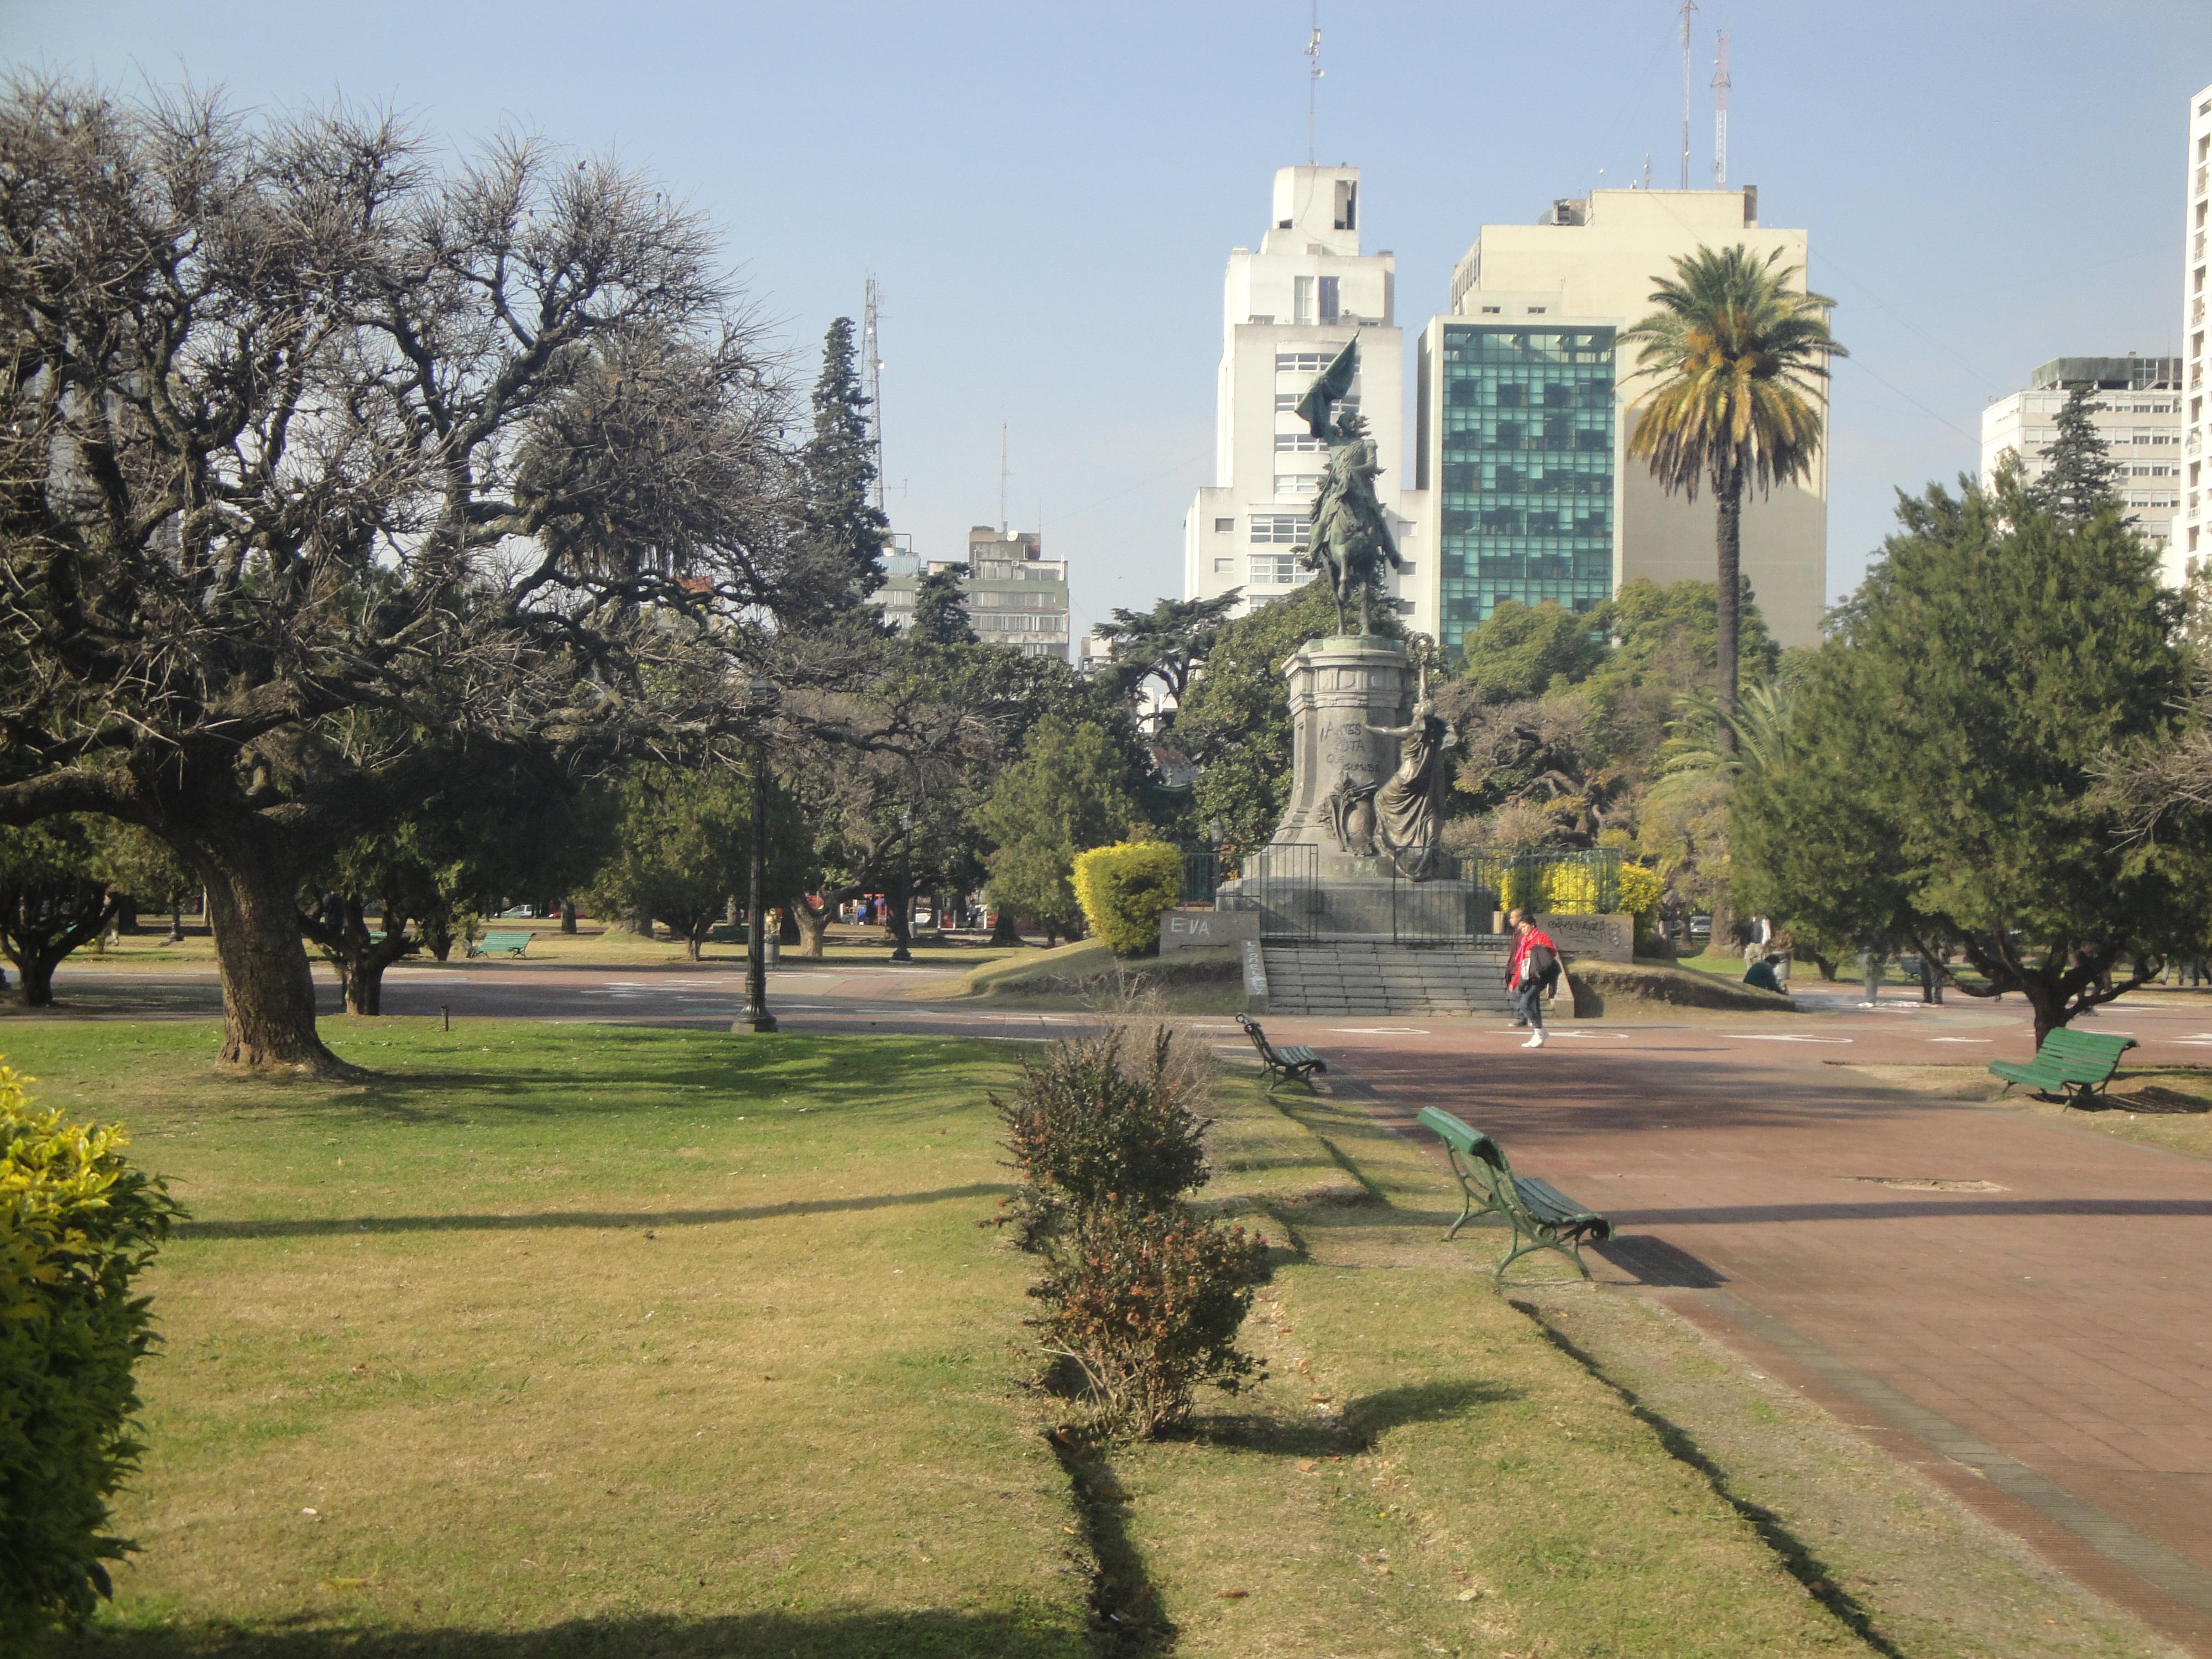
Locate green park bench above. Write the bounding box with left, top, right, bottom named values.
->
left=467, top=929, right=534, bottom=958
left=1417, top=1106, right=1614, bottom=1280
left=1236, top=1014, right=1326, bottom=1087
left=1987, top=1027, right=2136, bottom=1108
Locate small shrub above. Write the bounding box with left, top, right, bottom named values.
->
left=1070, top=842, right=1182, bottom=956
left=0, top=1059, right=178, bottom=1650
left=1030, top=1202, right=1265, bottom=1439
left=990, top=1029, right=1209, bottom=1248
left=1618, top=863, right=1663, bottom=951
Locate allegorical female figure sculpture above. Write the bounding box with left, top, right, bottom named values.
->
left=1295, top=337, right=1406, bottom=637
left=1364, top=693, right=1458, bottom=880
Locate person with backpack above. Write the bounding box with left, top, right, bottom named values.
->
left=1505, top=909, right=1559, bottom=1049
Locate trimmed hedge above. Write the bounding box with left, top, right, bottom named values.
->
left=1070, top=842, right=1182, bottom=957
left=1, top=1058, right=178, bottom=1650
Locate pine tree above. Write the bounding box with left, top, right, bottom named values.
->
left=908, top=565, right=978, bottom=646
left=790, top=319, right=891, bottom=622
left=2028, top=383, right=2124, bottom=528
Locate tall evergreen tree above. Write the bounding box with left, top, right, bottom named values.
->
left=2027, top=383, right=2124, bottom=527
left=789, top=318, right=891, bottom=623
left=908, top=565, right=978, bottom=646
left=1731, top=472, right=2207, bottom=1047
left=1094, top=592, right=1244, bottom=720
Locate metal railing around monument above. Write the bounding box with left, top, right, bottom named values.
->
left=1465, top=846, right=1623, bottom=917
left=1209, top=842, right=1323, bottom=941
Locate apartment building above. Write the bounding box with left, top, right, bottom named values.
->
left=1980, top=357, right=2182, bottom=547
left=877, top=526, right=1070, bottom=660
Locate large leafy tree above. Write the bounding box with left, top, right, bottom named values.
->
left=0, top=817, right=115, bottom=1006
left=1731, top=473, right=2206, bottom=1046
left=0, top=84, right=787, bottom=1071
left=1094, top=592, right=1244, bottom=725
left=978, top=717, right=1143, bottom=945
left=1173, top=582, right=1368, bottom=848
left=1455, top=600, right=1608, bottom=705
left=1619, top=244, right=1843, bottom=752
left=587, top=761, right=804, bottom=961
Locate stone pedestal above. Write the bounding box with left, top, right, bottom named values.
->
left=1274, top=634, right=1410, bottom=882
left=1216, top=634, right=1492, bottom=940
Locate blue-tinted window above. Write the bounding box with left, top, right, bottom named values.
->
left=1436, top=322, right=1617, bottom=646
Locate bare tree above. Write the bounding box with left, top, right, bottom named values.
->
left=0, top=81, right=790, bottom=1071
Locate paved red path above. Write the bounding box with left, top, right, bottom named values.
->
left=1277, top=997, right=2212, bottom=1652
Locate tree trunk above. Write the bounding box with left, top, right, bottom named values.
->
left=779, top=907, right=801, bottom=946
left=685, top=928, right=705, bottom=962
left=15, top=951, right=58, bottom=1007
left=790, top=893, right=833, bottom=959
left=204, top=856, right=340, bottom=1072
left=989, top=908, right=1022, bottom=947
left=560, top=900, right=578, bottom=935
left=887, top=880, right=914, bottom=959
left=166, top=900, right=184, bottom=943
left=1714, top=474, right=1744, bottom=757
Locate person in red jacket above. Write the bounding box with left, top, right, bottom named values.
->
left=1506, top=909, right=1559, bottom=1049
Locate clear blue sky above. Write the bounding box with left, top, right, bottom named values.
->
left=7, top=1, right=2209, bottom=641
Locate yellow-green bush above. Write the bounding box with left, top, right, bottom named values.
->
left=0, top=1060, right=178, bottom=1651
left=1071, top=842, right=1183, bottom=957
left=1617, top=863, right=1664, bottom=952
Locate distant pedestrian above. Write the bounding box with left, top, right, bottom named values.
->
left=1506, top=909, right=1559, bottom=1050
left=1744, top=954, right=1783, bottom=995
left=1920, top=949, right=1945, bottom=1005
left=320, top=890, right=345, bottom=934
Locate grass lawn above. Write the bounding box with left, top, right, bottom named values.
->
left=3, top=1020, right=1086, bottom=1657
left=1838, top=1061, right=2212, bottom=1161
left=950, top=938, right=1245, bottom=1014
left=32, top=919, right=1025, bottom=975
left=10, top=1015, right=2162, bottom=1656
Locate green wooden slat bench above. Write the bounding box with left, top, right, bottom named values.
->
left=1988, top=1027, right=2136, bottom=1108
left=467, top=929, right=534, bottom=958
left=1417, top=1106, right=1613, bottom=1280
left=1237, top=1014, right=1326, bottom=1087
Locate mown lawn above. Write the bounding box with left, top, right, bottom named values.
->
left=1, top=1016, right=1978, bottom=1657
left=4, top=1020, right=1086, bottom=1657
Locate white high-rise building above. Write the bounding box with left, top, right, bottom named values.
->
left=1979, top=358, right=2181, bottom=549
left=1182, top=166, right=1429, bottom=638
left=2177, top=82, right=2212, bottom=583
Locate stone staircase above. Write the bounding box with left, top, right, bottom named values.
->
left=1258, top=938, right=1517, bottom=1016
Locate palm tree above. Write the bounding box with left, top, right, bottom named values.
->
left=1619, top=246, right=1843, bottom=753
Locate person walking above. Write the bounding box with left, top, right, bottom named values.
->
left=1506, top=909, right=1559, bottom=1049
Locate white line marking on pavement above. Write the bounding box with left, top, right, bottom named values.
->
left=1725, top=1034, right=1854, bottom=1044
left=1928, top=1037, right=1994, bottom=1044
left=1328, top=1027, right=1431, bottom=1035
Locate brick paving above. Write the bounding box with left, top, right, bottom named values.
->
left=1306, top=1006, right=2212, bottom=1651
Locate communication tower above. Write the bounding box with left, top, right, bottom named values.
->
left=861, top=273, right=886, bottom=517
left=1712, top=31, right=1730, bottom=187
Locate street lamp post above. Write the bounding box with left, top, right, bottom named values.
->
left=739, top=678, right=779, bottom=1034
left=890, top=804, right=914, bottom=963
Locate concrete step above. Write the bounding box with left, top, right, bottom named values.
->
left=1259, top=940, right=1519, bottom=1016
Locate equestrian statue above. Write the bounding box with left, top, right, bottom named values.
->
left=1295, top=336, right=1406, bottom=637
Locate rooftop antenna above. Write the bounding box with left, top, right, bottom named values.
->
left=861, top=272, right=886, bottom=516
left=1678, top=0, right=1698, bottom=189
left=1641, top=151, right=1653, bottom=190
left=1712, top=29, right=1730, bottom=187
left=1305, top=1, right=1323, bottom=165
left=999, top=423, right=1009, bottom=536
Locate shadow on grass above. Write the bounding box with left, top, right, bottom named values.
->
left=70, top=1608, right=1082, bottom=1658
left=1514, top=1303, right=1911, bottom=1659
left=2090, top=1085, right=2212, bottom=1116
left=173, top=1183, right=1013, bottom=1240
left=1185, top=1378, right=1524, bottom=1459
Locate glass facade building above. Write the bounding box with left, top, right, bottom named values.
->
left=1418, top=321, right=1618, bottom=650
